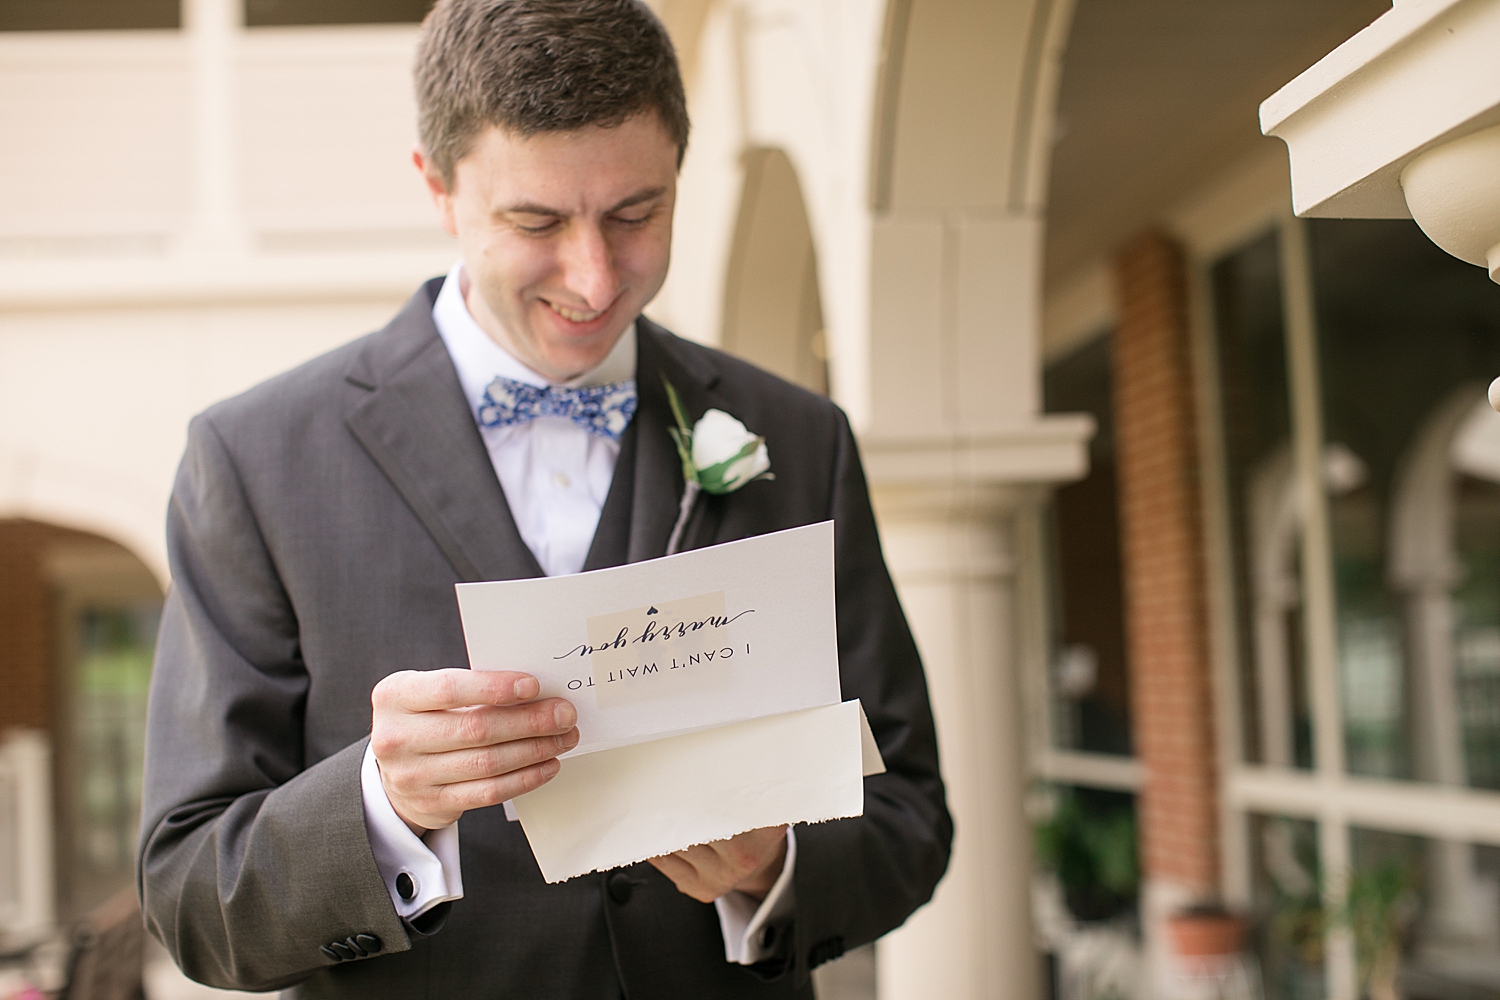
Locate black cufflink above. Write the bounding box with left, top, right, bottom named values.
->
left=396, top=871, right=417, bottom=901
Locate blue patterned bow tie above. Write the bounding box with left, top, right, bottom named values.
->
left=477, top=376, right=638, bottom=441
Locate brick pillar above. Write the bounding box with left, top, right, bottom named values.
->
left=1110, top=233, right=1219, bottom=966
left=0, top=521, right=59, bottom=733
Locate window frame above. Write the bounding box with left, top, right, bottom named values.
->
left=1018, top=474, right=1144, bottom=794
left=1186, top=166, right=1500, bottom=998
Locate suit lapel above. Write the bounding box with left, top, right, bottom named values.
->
left=344, top=281, right=543, bottom=584
left=343, top=293, right=728, bottom=579
left=628, top=319, right=727, bottom=563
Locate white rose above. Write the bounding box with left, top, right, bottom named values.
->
left=690, top=408, right=771, bottom=493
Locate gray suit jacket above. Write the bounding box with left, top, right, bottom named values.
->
left=138, top=278, right=951, bottom=998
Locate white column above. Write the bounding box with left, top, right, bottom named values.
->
left=0, top=729, right=55, bottom=943
left=181, top=0, right=248, bottom=255
left=668, top=3, right=1090, bottom=993
left=872, top=483, right=1040, bottom=1000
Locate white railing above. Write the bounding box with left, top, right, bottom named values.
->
left=0, top=729, right=54, bottom=946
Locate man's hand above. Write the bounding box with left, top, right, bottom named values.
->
left=371, top=669, right=578, bottom=834
left=647, top=826, right=788, bottom=903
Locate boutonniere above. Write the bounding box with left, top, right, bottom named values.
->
left=663, top=378, right=773, bottom=555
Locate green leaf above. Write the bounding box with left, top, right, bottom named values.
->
left=662, top=377, right=700, bottom=484
left=662, top=377, right=693, bottom=437
left=697, top=438, right=763, bottom=494
left=666, top=426, right=698, bottom=485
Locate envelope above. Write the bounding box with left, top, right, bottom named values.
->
left=513, top=700, right=885, bottom=883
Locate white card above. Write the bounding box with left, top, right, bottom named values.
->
left=455, top=521, right=841, bottom=755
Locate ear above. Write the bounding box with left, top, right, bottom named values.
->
left=413, top=146, right=459, bottom=238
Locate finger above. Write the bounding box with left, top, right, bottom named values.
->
left=418, top=728, right=580, bottom=786
left=376, top=697, right=576, bottom=759
left=711, top=826, right=785, bottom=871
left=669, top=851, right=738, bottom=905
left=681, top=832, right=782, bottom=894
left=400, top=758, right=562, bottom=830
left=374, top=669, right=543, bottom=713
left=429, top=699, right=577, bottom=753
left=647, top=853, right=698, bottom=884
left=675, top=843, right=724, bottom=874
left=647, top=854, right=716, bottom=903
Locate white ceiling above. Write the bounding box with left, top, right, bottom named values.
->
left=1044, top=0, right=1391, bottom=291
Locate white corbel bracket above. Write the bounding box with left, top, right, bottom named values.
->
left=1260, top=0, right=1500, bottom=282
left=1260, top=0, right=1500, bottom=219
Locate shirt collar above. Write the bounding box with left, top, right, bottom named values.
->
left=432, top=260, right=637, bottom=415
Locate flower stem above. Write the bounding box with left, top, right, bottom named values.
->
left=665, top=480, right=701, bottom=556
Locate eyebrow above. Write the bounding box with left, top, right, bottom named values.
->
left=501, top=187, right=668, bottom=217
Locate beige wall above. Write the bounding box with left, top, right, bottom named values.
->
left=0, top=20, right=452, bottom=580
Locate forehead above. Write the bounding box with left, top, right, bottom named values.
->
left=452, top=114, right=679, bottom=210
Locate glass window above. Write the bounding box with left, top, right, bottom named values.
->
left=1212, top=229, right=1311, bottom=770
left=1347, top=826, right=1500, bottom=998
left=1210, top=209, right=1500, bottom=999
left=59, top=600, right=158, bottom=918
left=1307, top=219, right=1500, bottom=785
left=1044, top=335, right=1133, bottom=756
left=245, top=0, right=435, bottom=26
left=1251, top=813, right=1325, bottom=1000
left=0, top=0, right=179, bottom=31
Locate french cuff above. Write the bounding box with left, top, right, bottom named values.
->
left=360, top=742, right=464, bottom=920
left=714, top=826, right=797, bottom=964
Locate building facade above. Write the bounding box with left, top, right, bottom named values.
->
left=4, top=1, right=1500, bottom=998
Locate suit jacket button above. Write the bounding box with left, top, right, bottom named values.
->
left=607, top=872, right=634, bottom=905
left=329, top=941, right=356, bottom=961
left=355, top=933, right=383, bottom=954
left=320, top=945, right=342, bottom=962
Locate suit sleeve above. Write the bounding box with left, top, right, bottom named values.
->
left=137, top=414, right=416, bottom=992
left=786, top=407, right=953, bottom=984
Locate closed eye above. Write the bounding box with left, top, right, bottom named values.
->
left=513, top=216, right=561, bottom=234
left=611, top=209, right=656, bottom=227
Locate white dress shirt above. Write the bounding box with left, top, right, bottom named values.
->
left=360, top=261, right=795, bottom=962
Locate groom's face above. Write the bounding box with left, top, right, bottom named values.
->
left=419, top=113, right=679, bottom=382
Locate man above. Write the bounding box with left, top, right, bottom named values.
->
left=138, top=1, right=950, bottom=997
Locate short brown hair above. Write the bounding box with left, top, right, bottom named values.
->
left=415, top=0, right=689, bottom=184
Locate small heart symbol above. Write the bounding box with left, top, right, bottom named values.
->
left=646, top=606, right=659, bottom=615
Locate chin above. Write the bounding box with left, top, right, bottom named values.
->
left=532, top=338, right=612, bottom=378
left=538, top=321, right=630, bottom=369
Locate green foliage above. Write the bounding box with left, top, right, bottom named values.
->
left=662, top=378, right=699, bottom=486
left=1034, top=788, right=1139, bottom=922
left=1269, top=892, right=1326, bottom=969
left=1341, top=860, right=1416, bottom=997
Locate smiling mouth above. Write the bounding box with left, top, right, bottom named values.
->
left=544, top=299, right=607, bottom=324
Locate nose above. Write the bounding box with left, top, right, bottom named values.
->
left=557, top=221, right=620, bottom=313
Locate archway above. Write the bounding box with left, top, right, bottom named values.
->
left=662, top=3, right=1090, bottom=997
left=1389, top=387, right=1500, bottom=944
left=0, top=520, right=162, bottom=942
left=721, top=147, right=828, bottom=395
